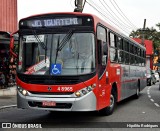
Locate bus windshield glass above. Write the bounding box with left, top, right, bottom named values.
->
left=18, top=32, right=96, bottom=76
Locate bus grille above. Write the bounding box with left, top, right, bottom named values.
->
left=17, top=74, right=81, bottom=85
left=17, top=72, right=96, bottom=85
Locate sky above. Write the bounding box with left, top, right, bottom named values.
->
left=17, top=0, right=160, bottom=36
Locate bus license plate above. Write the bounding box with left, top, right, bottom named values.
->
left=42, top=101, right=56, bottom=107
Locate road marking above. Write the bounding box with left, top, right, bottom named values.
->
left=147, top=85, right=160, bottom=108
left=154, top=103, right=160, bottom=107
left=0, top=105, right=17, bottom=110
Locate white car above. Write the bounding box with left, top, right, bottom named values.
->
left=154, top=72, right=159, bottom=82
left=152, top=70, right=159, bottom=82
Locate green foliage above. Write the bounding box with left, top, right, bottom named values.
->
left=129, top=23, right=160, bottom=50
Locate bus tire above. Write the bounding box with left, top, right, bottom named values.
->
left=99, top=89, right=116, bottom=116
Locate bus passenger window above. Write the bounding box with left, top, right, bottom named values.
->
left=110, top=48, right=117, bottom=62
left=118, top=50, right=123, bottom=63
left=109, top=32, right=117, bottom=62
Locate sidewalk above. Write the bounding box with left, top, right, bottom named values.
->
left=0, top=86, right=16, bottom=96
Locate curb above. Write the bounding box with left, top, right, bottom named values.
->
left=0, top=86, right=17, bottom=96
left=0, top=105, right=17, bottom=110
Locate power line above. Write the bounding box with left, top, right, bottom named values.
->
left=109, top=0, right=137, bottom=29
left=101, top=0, right=136, bottom=30
left=99, top=0, right=134, bottom=30
left=70, top=0, right=74, bottom=8
left=86, top=0, right=131, bottom=35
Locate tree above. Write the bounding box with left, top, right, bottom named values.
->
left=156, top=23, right=160, bottom=30
left=129, top=23, right=160, bottom=50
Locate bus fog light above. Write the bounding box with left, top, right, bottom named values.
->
left=18, top=86, right=23, bottom=92
left=86, top=86, right=92, bottom=91
left=75, top=91, right=81, bottom=97
left=17, top=86, right=29, bottom=96
left=81, top=90, right=87, bottom=95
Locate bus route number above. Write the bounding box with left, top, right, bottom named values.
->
left=57, top=87, right=73, bottom=92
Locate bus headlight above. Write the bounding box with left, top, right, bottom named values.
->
left=75, top=83, right=96, bottom=97
left=75, top=91, right=81, bottom=97
left=22, top=90, right=28, bottom=96
left=17, top=86, right=29, bottom=96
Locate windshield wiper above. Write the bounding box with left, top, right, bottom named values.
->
left=57, top=29, right=74, bottom=51
left=32, top=30, right=47, bottom=62
left=32, top=30, right=47, bottom=50
left=55, top=36, right=60, bottom=63
left=54, top=29, right=74, bottom=64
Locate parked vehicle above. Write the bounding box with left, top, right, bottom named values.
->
left=152, top=70, right=159, bottom=82
left=146, top=69, right=156, bottom=86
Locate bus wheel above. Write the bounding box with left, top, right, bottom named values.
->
left=99, top=90, right=116, bottom=116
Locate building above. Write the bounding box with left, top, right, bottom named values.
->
left=133, top=38, right=153, bottom=69
left=0, top=0, right=18, bottom=32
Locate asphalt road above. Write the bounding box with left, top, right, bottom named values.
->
left=0, top=83, right=160, bottom=130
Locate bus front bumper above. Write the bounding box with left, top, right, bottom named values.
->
left=17, top=91, right=97, bottom=111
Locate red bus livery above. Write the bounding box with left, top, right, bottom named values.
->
left=10, top=12, right=146, bottom=115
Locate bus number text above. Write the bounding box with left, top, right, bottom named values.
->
left=57, top=87, right=73, bottom=92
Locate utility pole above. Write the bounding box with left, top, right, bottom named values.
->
left=141, top=19, right=146, bottom=46
left=74, top=0, right=86, bottom=12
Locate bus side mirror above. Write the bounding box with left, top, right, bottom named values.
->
left=10, top=31, right=18, bottom=58
left=97, top=40, right=102, bottom=64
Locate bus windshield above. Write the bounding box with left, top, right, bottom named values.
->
left=18, top=32, right=96, bottom=76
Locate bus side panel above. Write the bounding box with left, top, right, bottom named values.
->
left=124, top=65, right=136, bottom=98
left=137, top=67, right=147, bottom=91
left=97, top=73, right=111, bottom=110
left=108, top=63, right=121, bottom=102
left=120, top=65, right=147, bottom=100
left=119, top=64, right=136, bottom=101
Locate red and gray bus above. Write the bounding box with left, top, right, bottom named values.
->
left=10, top=12, right=146, bottom=115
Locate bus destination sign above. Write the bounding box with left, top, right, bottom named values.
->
left=26, top=18, right=82, bottom=28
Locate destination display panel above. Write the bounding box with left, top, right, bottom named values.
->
left=19, top=15, right=94, bottom=29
